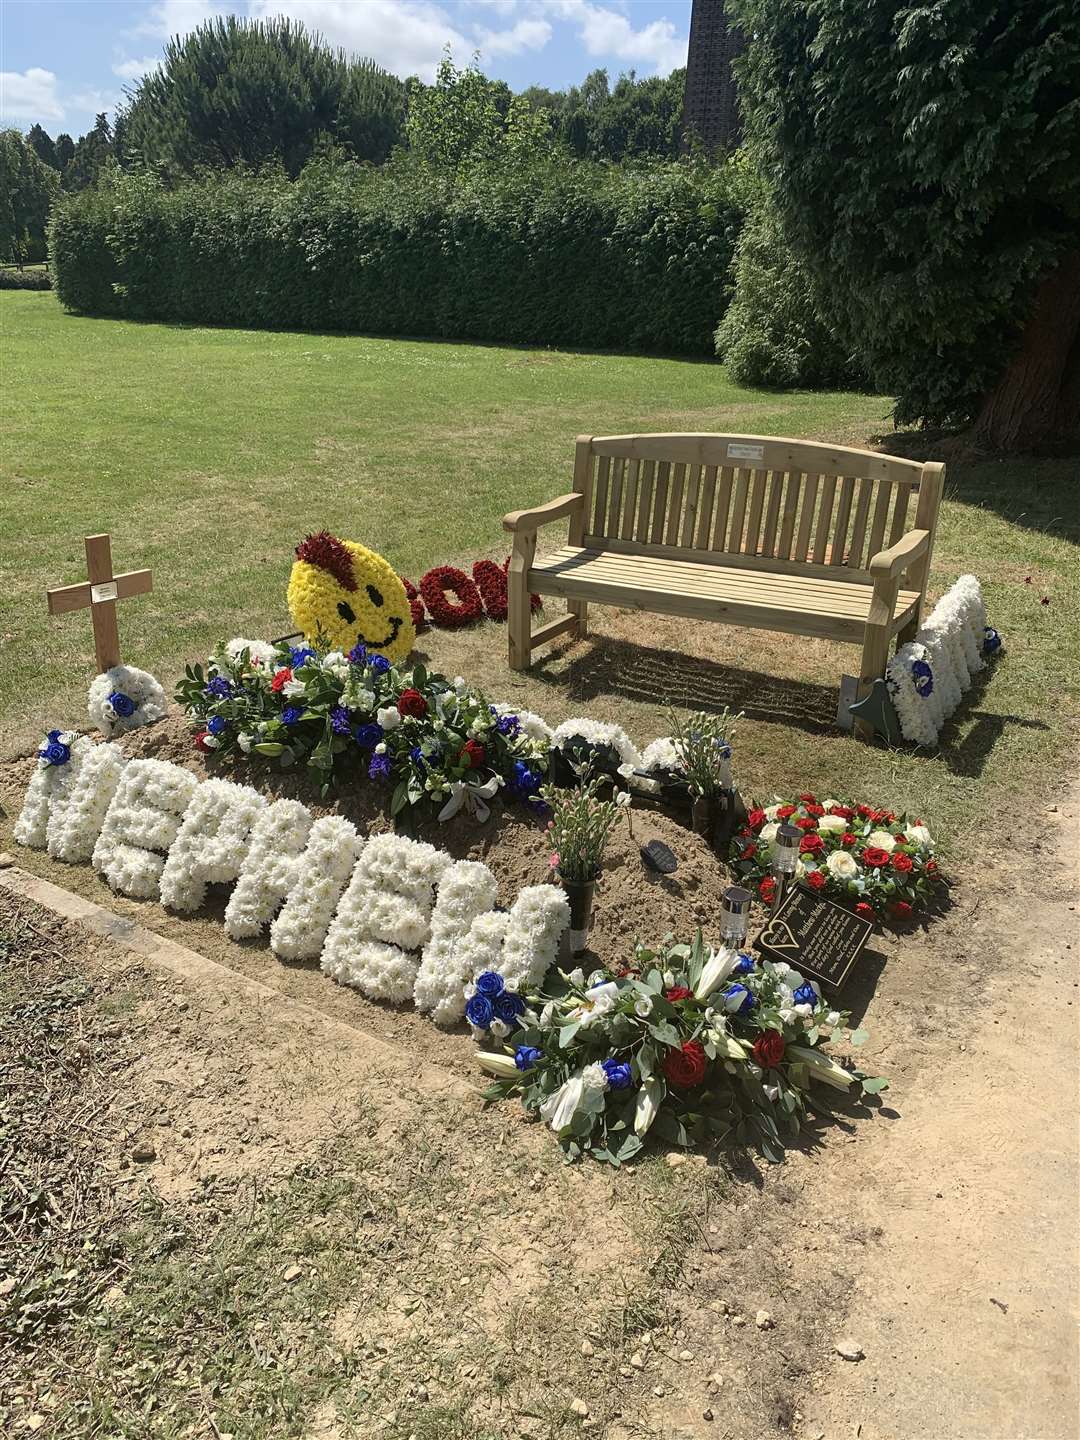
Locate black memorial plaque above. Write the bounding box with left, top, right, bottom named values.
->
left=754, top=885, right=872, bottom=991
left=641, top=839, right=678, bottom=875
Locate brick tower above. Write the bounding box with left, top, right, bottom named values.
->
left=682, top=0, right=745, bottom=153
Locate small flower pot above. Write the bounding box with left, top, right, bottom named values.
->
left=557, top=874, right=597, bottom=955
left=691, top=788, right=747, bottom=854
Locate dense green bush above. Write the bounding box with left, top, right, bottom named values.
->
left=715, top=191, right=865, bottom=389
left=0, top=266, right=52, bottom=290
left=51, top=157, right=742, bottom=355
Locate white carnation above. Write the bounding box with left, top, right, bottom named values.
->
left=91, top=759, right=199, bottom=898
left=87, top=665, right=167, bottom=737
left=159, top=778, right=266, bottom=913
left=223, top=799, right=312, bottom=939
left=414, top=861, right=500, bottom=1025
left=498, top=885, right=570, bottom=990
left=269, top=817, right=362, bottom=961
left=551, top=718, right=642, bottom=770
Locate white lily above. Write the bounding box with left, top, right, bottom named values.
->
left=633, top=1075, right=664, bottom=1136
left=694, top=944, right=740, bottom=1001
left=475, top=1051, right=519, bottom=1080
left=540, top=1075, right=585, bottom=1131
left=437, top=774, right=501, bottom=824
left=717, top=1034, right=749, bottom=1061
left=786, top=1044, right=855, bottom=1089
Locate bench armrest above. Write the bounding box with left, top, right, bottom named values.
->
left=869, top=528, right=930, bottom=579
left=503, top=493, right=584, bottom=535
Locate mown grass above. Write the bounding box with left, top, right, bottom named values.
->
left=2, top=289, right=1077, bottom=848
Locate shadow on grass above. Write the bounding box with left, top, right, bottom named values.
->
left=531, top=636, right=842, bottom=736
left=932, top=662, right=1050, bottom=779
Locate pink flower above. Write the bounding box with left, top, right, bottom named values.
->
left=549, top=851, right=560, bottom=869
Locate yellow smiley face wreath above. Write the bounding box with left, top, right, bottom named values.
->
left=287, top=532, right=416, bottom=664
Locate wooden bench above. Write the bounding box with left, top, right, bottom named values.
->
left=503, top=434, right=944, bottom=740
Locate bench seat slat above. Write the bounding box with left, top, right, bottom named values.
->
left=530, top=547, right=918, bottom=630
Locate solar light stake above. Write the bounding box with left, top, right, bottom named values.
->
left=719, top=884, right=753, bottom=948
left=771, top=823, right=802, bottom=909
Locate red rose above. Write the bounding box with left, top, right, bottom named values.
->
left=740, top=843, right=757, bottom=861
left=751, top=1029, right=785, bottom=1068
left=747, top=808, right=766, bottom=831
left=891, top=852, right=914, bottom=874
left=737, top=825, right=752, bottom=838
left=194, top=730, right=212, bottom=753
left=800, top=834, right=825, bottom=856
left=271, top=666, right=292, bottom=693
left=805, top=803, right=825, bottom=818
left=829, top=805, right=854, bottom=820
left=397, top=688, right=428, bottom=720
left=855, top=901, right=876, bottom=919
left=795, top=816, right=819, bottom=832
left=857, top=803, right=874, bottom=819
left=665, top=985, right=693, bottom=1003
left=861, top=846, right=891, bottom=868
left=776, top=805, right=797, bottom=820
left=841, top=832, right=858, bottom=847
left=870, top=808, right=890, bottom=824
left=759, top=876, right=777, bottom=903
left=662, top=1040, right=707, bottom=1089
left=926, top=859, right=938, bottom=874
left=889, top=900, right=913, bottom=921
left=806, top=870, right=827, bottom=890
left=461, top=739, right=486, bottom=769
left=798, top=792, right=817, bottom=804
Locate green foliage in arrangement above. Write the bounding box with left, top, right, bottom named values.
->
left=715, top=179, right=866, bottom=391
left=730, top=0, right=1080, bottom=444
left=0, top=129, right=60, bottom=262
left=120, top=16, right=406, bottom=177
left=50, top=155, right=742, bottom=353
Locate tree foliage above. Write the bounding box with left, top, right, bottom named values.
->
left=521, top=68, right=687, bottom=161
left=120, top=15, right=405, bottom=177
left=406, top=54, right=551, bottom=172
left=0, top=128, right=60, bottom=261
left=731, top=0, right=1080, bottom=445
left=63, top=113, right=115, bottom=192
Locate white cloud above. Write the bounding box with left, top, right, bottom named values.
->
left=474, top=16, right=552, bottom=58
left=248, top=0, right=469, bottom=80
left=546, top=0, right=687, bottom=74
left=70, top=87, right=121, bottom=117
left=1, top=66, right=65, bottom=122
left=134, top=0, right=222, bottom=41
left=113, top=56, right=163, bottom=82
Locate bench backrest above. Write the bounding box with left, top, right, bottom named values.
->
left=570, top=433, right=943, bottom=585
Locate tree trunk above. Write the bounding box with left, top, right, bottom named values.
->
left=973, top=251, right=1080, bottom=452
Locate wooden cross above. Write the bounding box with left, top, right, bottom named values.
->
left=47, top=534, right=153, bottom=673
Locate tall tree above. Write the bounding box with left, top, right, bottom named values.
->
left=26, top=123, right=58, bottom=169
left=63, top=113, right=114, bottom=191
left=732, top=0, right=1080, bottom=451
left=54, top=133, right=75, bottom=170
left=406, top=53, right=546, bottom=170
left=0, top=128, right=60, bottom=261
left=121, top=16, right=405, bottom=177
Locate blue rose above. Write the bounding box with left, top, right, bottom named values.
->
left=410, top=745, right=426, bottom=770
left=515, top=1045, right=543, bottom=1071
left=290, top=646, right=316, bottom=668
left=911, top=659, right=934, bottom=697
left=793, top=983, right=817, bottom=1007
left=734, top=953, right=754, bottom=975
left=348, top=642, right=368, bottom=665
left=511, top=759, right=540, bottom=796
left=475, top=971, right=505, bottom=999
left=496, top=713, right=520, bottom=738
left=368, top=753, right=392, bottom=781
left=723, top=982, right=756, bottom=1016
left=207, top=715, right=226, bottom=736
left=205, top=676, right=232, bottom=699
left=494, top=992, right=525, bottom=1024
left=330, top=705, right=351, bottom=735
left=369, top=655, right=391, bottom=674
left=983, top=626, right=1002, bottom=654
left=281, top=705, right=304, bottom=726
left=354, top=723, right=383, bottom=750
left=465, top=993, right=494, bottom=1028
left=602, top=1058, right=633, bottom=1090
left=38, top=730, right=71, bottom=767
left=108, top=691, right=136, bottom=718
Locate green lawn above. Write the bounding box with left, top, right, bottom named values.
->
left=3, top=289, right=1077, bottom=845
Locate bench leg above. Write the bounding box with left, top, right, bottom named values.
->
left=568, top=597, right=588, bottom=639
left=854, top=579, right=899, bottom=742
left=507, top=532, right=536, bottom=672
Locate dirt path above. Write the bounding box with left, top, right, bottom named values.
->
left=796, top=784, right=1080, bottom=1440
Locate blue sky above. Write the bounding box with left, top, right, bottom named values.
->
left=1, top=0, right=692, bottom=140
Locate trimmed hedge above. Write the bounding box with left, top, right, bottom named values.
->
left=51, top=159, right=742, bottom=354
left=0, top=265, right=52, bottom=290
